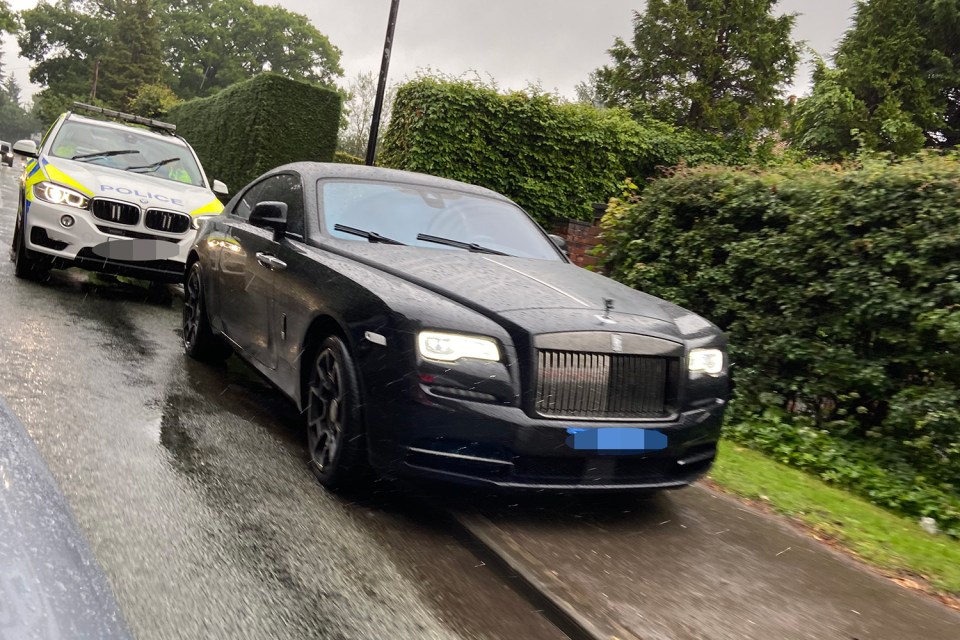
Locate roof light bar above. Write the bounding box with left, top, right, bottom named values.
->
left=71, top=102, right=177, bottom=134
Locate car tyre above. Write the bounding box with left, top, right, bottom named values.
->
left=306, top=336, right=369, bottom=489
left=11, top=211, right=50, bottom=281
left=182, top=262, right=232, bottom=362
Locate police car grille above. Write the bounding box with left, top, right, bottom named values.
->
left=92, top=199, right=140, bottom=225
left=534, top=350, right=675, bottom=419
left=145, top=209, right=191, bottom=234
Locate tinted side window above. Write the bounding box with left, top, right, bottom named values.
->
left=256, top=173, right=305, bottom=238
left=232, top=180, right=269, bottom=220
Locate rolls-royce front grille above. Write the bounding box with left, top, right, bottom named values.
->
left=145, top=209, right=191, bottom=234
left=535, top=349, right=675, bottom=419
left=92, top=199, right=140, bottom=225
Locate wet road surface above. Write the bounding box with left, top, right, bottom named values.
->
left=0, top=166, right=565, bottom=640
left=1, top=165, right=958, bottom=640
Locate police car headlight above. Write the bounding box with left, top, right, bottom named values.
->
left=418, top=331, right=501, bottom=363
left=34, top=182, right=90, bottom=209
left=191, top=214, right=217, bottom=230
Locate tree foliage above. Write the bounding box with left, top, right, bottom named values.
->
left=97, top=0, right=164, bottom=108
left=792, top=0, right=960, bottom=157
left=338, top=71, right=396, bottom=159
left=18, top=0, right=343, bottom=120
left=0, top=0, right=16, bottom=33
left=157, top=0, right=342, bottom=99
left=593, top=0, right=800, bottom=139
left=0, top=60, right=41, bottom=140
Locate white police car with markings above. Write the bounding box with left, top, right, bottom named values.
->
left=10, top=103, right=228, bottom=283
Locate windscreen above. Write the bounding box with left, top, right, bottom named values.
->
left=320, top=179, right=563, bottom=261
left=51, top=120, right=205, bottom=187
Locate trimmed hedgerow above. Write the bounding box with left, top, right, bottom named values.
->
left=169, top=73, right=341, bottom=194
left=380, top=77, right=730, bottom=225
left=601, top=154, right=960, bottom=536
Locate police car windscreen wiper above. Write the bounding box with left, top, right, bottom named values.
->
left=71, top=149, right=141, bottom=161
left=334, top=224, right=406, bottom=245
left=126, top=157, right=179, bottom=173
left=416, top=233, right=509, bottom=256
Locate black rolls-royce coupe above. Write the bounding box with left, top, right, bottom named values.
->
left=183, top=163, right=729, bottom=491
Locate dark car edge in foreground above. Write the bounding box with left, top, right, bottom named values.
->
left=183, top=163, right=729, bottom=491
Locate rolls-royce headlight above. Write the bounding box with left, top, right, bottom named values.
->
left=689, top=348, right=724, bottom=375
left=418, top=331, right=500, bottom=363
left=33, top=182, right=90, bottom=209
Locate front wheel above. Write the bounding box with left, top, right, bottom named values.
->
left=182, top=262, right=232, bottom=362
left=306, top=336, right=369, bottom=489
left=11, top=211, right=50, bottom=280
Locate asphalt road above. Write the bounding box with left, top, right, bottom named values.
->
left=1, top=164, right=958, bottom=640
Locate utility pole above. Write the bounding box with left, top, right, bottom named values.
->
left=90, top=59, right=100, bottom=101
left=366, top=0, right=401, bottom=166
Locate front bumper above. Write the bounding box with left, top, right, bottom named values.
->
left=23, top=198, right=195, bottom=282
left=367, top=394, right=725, bottom=491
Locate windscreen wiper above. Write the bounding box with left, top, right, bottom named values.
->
left=71, top=149, right=141, bottom=161
left=416, top=233, right=509, bottom=256
left=126, top=157, right=179, bottom=173
left=334, top=224, right=406, bottom=245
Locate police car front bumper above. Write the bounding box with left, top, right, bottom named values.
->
left=23, top=198, right=196, bottom=281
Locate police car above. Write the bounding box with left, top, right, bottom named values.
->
left=10, top=103, right=228, bottom=283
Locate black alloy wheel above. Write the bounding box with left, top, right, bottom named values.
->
left=182, top=262, right=232, bottom=362
left=307, top=336, right=368, bottom=489
left=11, top=208, right=50, bottom=280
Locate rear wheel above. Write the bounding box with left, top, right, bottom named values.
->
left=182, top=262, right=232, bottom=362
left=11, top=210, right=50, bottom=281
left=306, top=336, right=369, bottom=489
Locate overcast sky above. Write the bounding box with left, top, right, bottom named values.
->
left=2, top=0, right=857, bottom=104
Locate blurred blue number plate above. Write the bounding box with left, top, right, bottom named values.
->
left=566, top=427, right=668, bottom=452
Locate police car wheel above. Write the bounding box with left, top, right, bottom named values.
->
left=182, top=262, right=232, bottom=362
left=12, top=213, right=51, bottom=281
left=306, top=336, right=369, bottom=489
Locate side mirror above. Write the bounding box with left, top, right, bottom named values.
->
left=249, top=201, right=288, bottom=241
left=548, top=233, right=569, bottom=256
left=13, top=140, right=38, bottom=158
left=212, top=179, right=229, bottom=197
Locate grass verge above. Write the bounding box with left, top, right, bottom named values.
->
left=708, top=439, right=960, bottom=600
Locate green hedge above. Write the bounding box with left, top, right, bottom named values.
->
left=169, top=73, right=341, bottom=194
left=380, top=78, right=729, bottom=225
left=600, top=155, right=960, bottom=536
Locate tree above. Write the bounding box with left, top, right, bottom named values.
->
left=97, top=0, right=164, bottom=108
left=338, top=72, right=395, bottom=158
left=788, top=60, right=868, bottom=159
left=0, top=0, right=15, bottom=33
left=157, top=0, right=343, bottom=99
left=593, top=0, right=800, bottom=139
left=17, top=0, right=344, bottom=116
left=0, top=53, right=42, bottom=140
left=819, top=0, right=960, bottom=152
left=18, top=0, right=112, bottom=107
left=128, top=83, right=180, bottom=118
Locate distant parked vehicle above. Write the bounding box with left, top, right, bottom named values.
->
left=0, top=140, right=13, bottom=167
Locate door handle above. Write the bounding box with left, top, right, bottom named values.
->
left=255, top=252, right=287, bottom=271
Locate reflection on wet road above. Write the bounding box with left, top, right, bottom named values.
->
left=0, top=167, right=564, bottom=640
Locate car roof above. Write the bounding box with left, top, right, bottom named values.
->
left=63, top=113, right=189, bottom=147
left=275, top=162, right=514, bottom=202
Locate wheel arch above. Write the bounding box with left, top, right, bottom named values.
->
left=297, top=314, right=351, bottom=412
